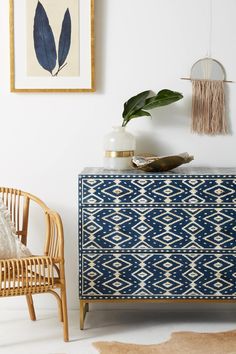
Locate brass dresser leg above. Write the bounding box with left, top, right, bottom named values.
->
left=80, top=300, right=88, bottom=330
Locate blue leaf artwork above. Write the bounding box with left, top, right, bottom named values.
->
left=33, top=2, right=57, bottom=74
left=33, top=2, right=72, bottom=76
left=58, top=9, right=71, bottom=68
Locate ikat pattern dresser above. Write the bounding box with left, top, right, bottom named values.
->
left=78, top=167, right=236, bottom=329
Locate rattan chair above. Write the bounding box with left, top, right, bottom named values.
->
left=0, top=187, right=69, bottom=341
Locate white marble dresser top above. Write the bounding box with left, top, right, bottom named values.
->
left=80, top=167, right=236, bottom=176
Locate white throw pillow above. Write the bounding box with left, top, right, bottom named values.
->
left=0, top=199, right=31, bottom=259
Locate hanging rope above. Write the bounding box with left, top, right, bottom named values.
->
left=190, top=1, right=228, bottom=135
left=192, top=79, right=227, bottom=135
left=207, top=0, right=213, bottom=57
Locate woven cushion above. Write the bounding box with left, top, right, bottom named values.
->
left=0, top=200, right=31, bottom=259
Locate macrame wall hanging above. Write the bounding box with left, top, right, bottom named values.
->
left=190, top=58, right=228, bottom=135
left=181, top=0, right=233, bottom=135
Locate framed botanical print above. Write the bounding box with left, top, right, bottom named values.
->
left=10, top=0, right=95, bottom=92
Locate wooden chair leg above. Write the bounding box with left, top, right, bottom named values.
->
left=56, top=295, right=63, bottom=323
left=61, top=287, right=69, bottom=342
left=58, top=299, right=64, bottom=323
left=26, top=294, right=36, bottom=321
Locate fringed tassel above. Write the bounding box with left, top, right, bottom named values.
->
left=191, top=80, right=227, bottom=135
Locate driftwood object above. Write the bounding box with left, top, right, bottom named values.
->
left=132, top=153, right=194, bottom=172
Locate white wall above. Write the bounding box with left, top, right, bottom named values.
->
left=0, top=0, right=235, bottom=311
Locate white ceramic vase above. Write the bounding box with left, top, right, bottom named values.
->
left=103, top=126, right=136, bottom=170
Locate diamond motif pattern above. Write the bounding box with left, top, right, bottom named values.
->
left=183, top=222, right=204, bottom=236
left=204, top=278, right=233, bottom=292
left=103, top=210, right=132, bottom=225
left=153, top=185, right=183, bottom=203
left=153, top=231, right=182, bottom=247
left=153, top=210, right=183, bottom=225
left=183, top=268, right=204, bottom=282
left=81, top=253, right=236, bottom=297
left=103, top=278, right=132, bottom=293
left=82, top=208, right=236, bottom=250
left=103, top=231, right=132, bottom=248
left=82, top=177, right=236, bottom=204
left=205, top=211, right=234, bottom=226
left=205, top=232, right=234, bottom=247
left=154, top=278, right=182, bottom=292
left=205, top=183, right=234, bottom=200
left=132, top=221, right=153, bottom=235
left=204, top=258, right=234, bottom=272
left=103, top=184, right=132, bottom=201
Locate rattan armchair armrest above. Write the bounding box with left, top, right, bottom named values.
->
left=44, top=209, right=65, bottom=262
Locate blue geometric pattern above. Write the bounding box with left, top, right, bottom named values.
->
left=81, top=253, right=236, bottom=298
left=81, top=207, right=236, bottom=250
left=78, top=170, right=236, bottom=300
left=82, top=177, right=236, bottom=204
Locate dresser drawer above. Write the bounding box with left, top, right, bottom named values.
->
left=81, top=207, right=236, bottom=250
left=80, top=177, right=236, bottom=205
left=80, top=253, right=236, bottom=299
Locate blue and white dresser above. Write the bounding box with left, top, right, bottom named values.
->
left=78, top=167, right=236, bottom=329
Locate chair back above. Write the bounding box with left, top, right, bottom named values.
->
left=0, top=187, right=47, bottom=246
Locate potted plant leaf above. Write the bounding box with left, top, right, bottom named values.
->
left=122, top=89, right=183, bottom=127
left=104, top=89, right=183, bottom=171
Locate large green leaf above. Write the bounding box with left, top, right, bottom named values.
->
left=129, top=110, right=151, bottom=119
left=143, top=89, right=183, bottom=110
left=122, top=109, right=151, bottom=126
left=122, top=90, right=151, bottom=119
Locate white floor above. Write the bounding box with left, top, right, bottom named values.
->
left=1, top=304, right=236, bottom=354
